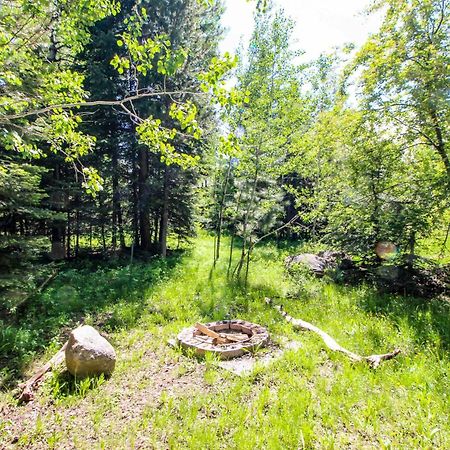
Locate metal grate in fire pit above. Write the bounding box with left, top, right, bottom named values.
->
left=177, top=319, right=269, bottom=359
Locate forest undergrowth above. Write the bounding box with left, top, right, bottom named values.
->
left=0, top=234, right=449, bottom=449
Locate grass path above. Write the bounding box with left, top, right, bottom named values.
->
left=1, top=235, right=449, bottom=449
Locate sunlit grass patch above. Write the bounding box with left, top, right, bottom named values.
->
left=1, top=234, right=449, bottom=449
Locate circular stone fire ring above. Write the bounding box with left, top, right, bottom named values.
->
left=177, top=320, right=269, bottom=359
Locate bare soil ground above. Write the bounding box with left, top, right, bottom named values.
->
left=1, top=331, right=211, bottom=449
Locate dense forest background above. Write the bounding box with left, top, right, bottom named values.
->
left=0, top=0, right=448, bottom=305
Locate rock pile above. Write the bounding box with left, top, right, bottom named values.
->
left=285, top=250, right=449, bottom=298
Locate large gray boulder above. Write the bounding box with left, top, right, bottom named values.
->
left=65, top=325, right=116, bottom=377
left=285, top=253, right=328, bottom=276
left=285, top=250, right=356, bottom=277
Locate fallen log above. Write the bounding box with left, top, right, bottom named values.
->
left=17, top=341, right=68, bottom=402
left=16, top=270, right=59, bottom=313
left=265, top=298, right=401, bottom=368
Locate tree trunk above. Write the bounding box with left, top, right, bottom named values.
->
left=430, top=107, right=450, bottom=181
left=51, top=222, right=66, bottom=260
left=244, top=238, right=252, bottom=289
left=407, top=231, right=416, bottom=268
left=98, top=193, right=107, bottom=253
left=227, top=233, right=235, bottom=278
left=101, top=223, right=106, bottom=253
left=75, top=203, right=80, bottom=258
left=50, top=164, right=66, bottom=260
left=112, top=146, right=125, bottom=250
left=132, top=150, right=140, bottom=248
left=159, top=166, right=169, bottom=258
left=117, top=205, right=125, bottom=250
left=66, top=211, right=71, bottom=259
left=235, top=165, right=259, bottom=280
left=370, top=168, right=381, bottom=254
left=215, top=159, right=232, bottom=263
left=111, top=165, right=117, bottom=251
left=138, top=147, right=151, bottom=251
left=153, top=216, right=159, bottom=247
left=227, top=190, right=243, bottom=277
left=100, top=215, right=106, bottom=253
left=439, top=223, right=450, bottom=259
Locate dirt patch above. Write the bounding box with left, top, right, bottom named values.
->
left=217, top=338, right=302, bottom=375
left=0, top=334, right=210, bottom=449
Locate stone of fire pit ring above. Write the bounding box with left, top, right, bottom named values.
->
left=177, top=319, right=269, bottom=359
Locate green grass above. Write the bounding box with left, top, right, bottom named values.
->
left=0, top=252, right=184, bottom=388
left=1, top=233, right=449, bottom=449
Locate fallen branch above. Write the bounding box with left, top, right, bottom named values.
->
left=16, top=270, right=58, bottom=313
left=17, top=341, right=68, bottom=402
left=35, top=270, right=59, bottom=292
left=265, top=298, right=401, bottom=368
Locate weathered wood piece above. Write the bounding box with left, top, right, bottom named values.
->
left=195, top=322, right=228, bottom=344
left=195, top=323, right=251, bottom=344
left=17, top=341, right=68, bottom=402
left=265, top=298, right=401, bottom=368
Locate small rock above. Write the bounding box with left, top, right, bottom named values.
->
left=65, top=325, right=116, bottom=377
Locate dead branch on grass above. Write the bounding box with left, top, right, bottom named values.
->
left=17, top=341, right=68, bottom=402
left=265, top=298, right=401, bottom=368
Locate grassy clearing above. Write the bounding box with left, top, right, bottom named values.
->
left=1, top=234, right=449, bottom=449
left=0, top=252, right=184, bottom=388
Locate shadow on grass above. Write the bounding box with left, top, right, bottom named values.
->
left=267, top=236, right=450, bottom=357
left=0, top=251, right=185, bottom=389
left=46, top=370, right=107, bottom=400
left=358, top=291, right=450, bottom=355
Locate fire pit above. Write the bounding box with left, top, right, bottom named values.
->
left=177, top=319, right=269, bottom=359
